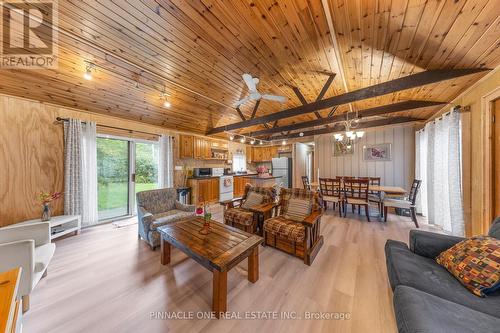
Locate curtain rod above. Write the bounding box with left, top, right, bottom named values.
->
left=55, top=117, right=165, bottom=138
left=416, top=106, right=469, bottom=133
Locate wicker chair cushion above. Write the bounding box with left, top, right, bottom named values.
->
left=264, top=216, right=305, bottom=242
left=241, top=191, right=264, bottom=209
left=284, top=198, right=312, bottom=222
left=224, top=208, right=254, bottom=226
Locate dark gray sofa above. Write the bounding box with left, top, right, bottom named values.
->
left=385, top=217, right=500, bottom=333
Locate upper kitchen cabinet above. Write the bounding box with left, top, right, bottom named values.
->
left=194, top=137, right=211, bottom=159
left=179, top=135, right=194, bottom=158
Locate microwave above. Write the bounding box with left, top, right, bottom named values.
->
left=193, top=168, right=212, bottom=177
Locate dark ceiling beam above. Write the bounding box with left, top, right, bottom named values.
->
left=327, top=106, right=339, bottom=117
left=250, top=100, right=261, bottom=119
left=243, top=100, right=446, bottom=137
left=207, top=68, right=488, bottom=134
left=235, top=106, right=246, bottom=121
left=292, top=86, right=323, bottom=119
left=315, top=74, right=336, bottom=103
left=271, top=116, right=422, bottom=140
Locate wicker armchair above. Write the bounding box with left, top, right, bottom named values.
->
left=221, top=184, right=277, bottom=234
left=263, top=188, right=324, bottom=265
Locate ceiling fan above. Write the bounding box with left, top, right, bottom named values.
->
left=233, top=73, right=287, bottom=107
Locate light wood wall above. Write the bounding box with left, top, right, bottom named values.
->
left=314, top=125, right=415, bottom=190
left=435, top=69, right=500, bottom=236
left=0, top=94, right=232, bottom=227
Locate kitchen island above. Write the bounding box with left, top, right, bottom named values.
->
left=243, top=175, right=282, bottom=188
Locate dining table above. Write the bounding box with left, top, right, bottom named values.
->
left=309, top=181, right=407, bottom=221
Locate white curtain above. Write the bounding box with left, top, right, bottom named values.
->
left=158, top=135, right=174, bottom=188
left=415, top=108, right=464, bottom=236
left=81, top=122, right=98, bottom=226
left=63, top=119, right=98, bottom=227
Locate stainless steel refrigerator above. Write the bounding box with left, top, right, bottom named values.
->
left=272, top=157, right=293, bottom=188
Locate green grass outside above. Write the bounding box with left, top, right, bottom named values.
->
left=98, top=182, right=156, bottom=211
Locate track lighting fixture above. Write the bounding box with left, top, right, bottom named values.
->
left=83, top=61, right=95, bottom=80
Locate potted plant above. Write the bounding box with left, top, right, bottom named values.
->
left=37, top=191, right=62, bottom=221
left=197, top=203, right=212, bottom=235
left=256, top=165, right=269, bottom=178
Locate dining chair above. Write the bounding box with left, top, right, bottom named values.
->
left=383, top=179, right=422, bottom=227
left=301, top=176, right=311, bottom=191
left=367, top=177, right=383, bottom=215
left=343, top=179, right=370, bottom=221
left=319, top=178, right=343, bottom=216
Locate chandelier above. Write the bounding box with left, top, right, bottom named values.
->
left=333, top=114, right=364, bottom=148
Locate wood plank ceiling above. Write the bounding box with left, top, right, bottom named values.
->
left=0, top=0, right=498, bottom=136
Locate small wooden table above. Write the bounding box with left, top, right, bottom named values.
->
left=158, top=217, right=263, bottom=318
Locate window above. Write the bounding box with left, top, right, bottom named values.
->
left=233, top=153, right=246, bottom=172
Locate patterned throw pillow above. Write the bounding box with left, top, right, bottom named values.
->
left=284, top=198, right=312, bottom=222
left=436, top=236, right=500, bottom=297
left=241, top=192, right=264, bottom=209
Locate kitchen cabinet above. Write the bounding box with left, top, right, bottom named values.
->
left=187, top=178, right=220, bottom=205
left=233, top=176, right=247, bottom=197
left=182, top=137, right=228, bottom=160
left=179, top=135, right=194, bottom=158
left=249, top=146, right=279, bottom=162
left=246, top=146, right=253, bottom=163
left=194, top=137, right=211, bottom=159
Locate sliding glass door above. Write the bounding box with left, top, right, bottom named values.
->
left=97, top=136, right=159, bottom=221
left=97, top=137, right=130, bottom=220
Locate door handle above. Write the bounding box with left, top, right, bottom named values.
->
left=131, top=173, right=136, bottom=182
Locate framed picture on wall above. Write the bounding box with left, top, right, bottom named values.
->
left=333, top=141, right=354, bottom=156
left=363, top=143, right=392, bottom=161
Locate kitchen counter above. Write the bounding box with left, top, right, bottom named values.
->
left=242, top=175, right=282, bottom=187
left=187, top=173, right=257, bottom=180
left=242, top=175, right=282, bottom=179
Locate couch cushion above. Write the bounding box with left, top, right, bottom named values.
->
left=264, top=216, right=305, bottom=242
left=34, top=243, right=55, bottom=273
left=436, top=236, right=500, bottom=297
left=489, top=216, right=500, bottom=240
left=394, top=286, right=500, bottom=333
left=151, top=210, right=194, bottom=230
left=224, top=208, right=254, bottom=226
left=385, top=240, right=500, bottom=318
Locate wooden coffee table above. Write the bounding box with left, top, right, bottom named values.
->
left=158, top=217, right=263, bottom=318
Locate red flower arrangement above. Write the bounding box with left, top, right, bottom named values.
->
left=37, top=191, right=62, bottom=205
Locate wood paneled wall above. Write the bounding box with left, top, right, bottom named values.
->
left=314, top=125, right=415, bottom=190
left=0, top=94, right=232, bottom=227
left=435, top=68, right=500, bottom=236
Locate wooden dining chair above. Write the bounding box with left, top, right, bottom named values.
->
left=319, top=178, right=343, bottom=216
left=383, top=179, right=422, bottom=227
left=367, top=177, right=383, bottom=215
left=301, top=176, right=311, bottom=191
left=343, top=179, right=370, bottom=221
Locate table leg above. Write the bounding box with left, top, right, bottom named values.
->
left=212, top=270, right=227, bottom=318
left=248, top=246, right=259, bottom=283
left=160, top=237, right=171, bottom=265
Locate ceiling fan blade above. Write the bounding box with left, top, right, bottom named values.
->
left=233, top=96, right=250, bottom=108
left=242, top=73, right=257, bottom=93
left=262, top=94, right=287, bottom=103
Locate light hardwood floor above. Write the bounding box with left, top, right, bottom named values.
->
left=24, top=206, right=440, bottom=333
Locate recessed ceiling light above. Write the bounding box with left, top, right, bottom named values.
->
left=299, top=132, right=304, bottom=137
